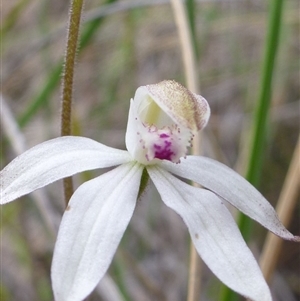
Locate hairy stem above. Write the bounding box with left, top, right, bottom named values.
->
left=61, top=0, right=84, bottom=205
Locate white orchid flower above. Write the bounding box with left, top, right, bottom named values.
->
left=1, top=80, right=298, bottom=301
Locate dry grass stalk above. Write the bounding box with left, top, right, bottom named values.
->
left=170, top=0, right=202, bottom=300
left=259, top=135, right=300, bottom=282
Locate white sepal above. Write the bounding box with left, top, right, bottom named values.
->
left=51, top=162, right=143, bottom=301
left=147, top=166, right=272, bottom=301
left=0, top=136, right=131, bottom=204
left=160, top=156, right=300, bottom=242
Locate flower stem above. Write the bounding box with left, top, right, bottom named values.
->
left=61, top=0, right=84, bottom=205
left=220, top=0, right=284, bottom=300
left=137, top=168, right=149, bottom=199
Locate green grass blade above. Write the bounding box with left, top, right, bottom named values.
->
left=220, top=0, right=284, bottom=300
left=18, top=0, right=118, bottom=128
left=185, top=0, right=199, bottom=59
left=18, top=64, right=63, bottom=128
left=1, top=0, right=31, bottom=35
left=240, top=0, right=284, bottom=244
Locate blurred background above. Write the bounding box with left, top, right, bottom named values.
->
left=1, top=0, right=299, bottom=300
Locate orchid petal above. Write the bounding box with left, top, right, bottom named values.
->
left=147, top=166, right=272, bottom=301
left=0, top=136, right=131, bottom=204
left=160, top=156, right=300, bottom=242
left=51, top=162, right=142, bottom=301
